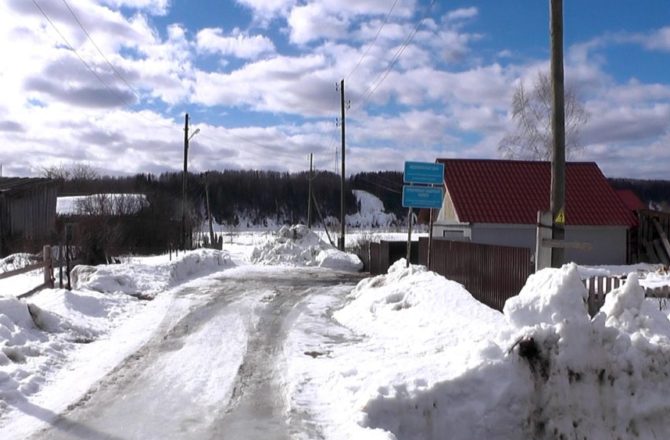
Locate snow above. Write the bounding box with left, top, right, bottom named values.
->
left=72, top=248, right=232, bottom=299
left=0, top=249, right=233, bottom=435
left=345, top=190, right=397, bottom=228
left=56, top=193, right=148, bottom=216
left=2, top=227, right=670, bottom=439
left=251, top=225, right=363, bottom=271
left=285, top=260, right=670, bottom=439
left=284, top=259, right=507, bottom=439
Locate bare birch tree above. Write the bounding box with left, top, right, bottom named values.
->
left=498, top=71, right=589, bottom=160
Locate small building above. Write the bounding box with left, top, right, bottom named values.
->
left=0, top=178, right=57, bottom=256
left=433, top=159, right=638, bottom=265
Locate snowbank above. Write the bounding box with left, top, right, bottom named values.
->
left=284, top=259, right=506, bottom=439
left=0, top=249, right=233, bottom=417
left=0, top=253, right=37, bottom=273
left=360, top=264, right=670, bottom=439
left=72, top=248, right=233, bottom=299
left=251, top=225, right=362, bottom=272
left=287, top=260, right=670, bottom=439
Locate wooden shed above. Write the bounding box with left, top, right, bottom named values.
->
left=0, top=178, right=57, bottom=256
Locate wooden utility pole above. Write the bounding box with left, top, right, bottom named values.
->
left=550, top=0, right=566, bottom=267
left=205, top=172, right=215, bottom=248
left=339, top=79, right=346, bottom=251
left=181, top=113, right=189, bottom=250
left=308, top=153, right=313, bottom=228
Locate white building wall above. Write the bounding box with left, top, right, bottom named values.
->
left=433, top=222, right=629, bottom=265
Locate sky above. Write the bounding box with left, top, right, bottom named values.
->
left=0, top=0, right=668, bottom=179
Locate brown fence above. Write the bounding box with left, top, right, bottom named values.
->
left=419, top=237, right=533, bottom=311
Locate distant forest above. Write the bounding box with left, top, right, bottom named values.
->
left=50, top=167, right=670, bottom=227
left=53, top=169, right=407, bottom=226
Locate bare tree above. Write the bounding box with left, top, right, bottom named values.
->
left=498, top=71, right=589, bottom=160
left=41, top=163, right=98, bottom=181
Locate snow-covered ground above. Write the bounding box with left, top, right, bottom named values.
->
left=1, top=226, right=670, bottom=438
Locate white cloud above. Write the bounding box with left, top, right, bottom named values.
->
left=196, top=28, right=275, bottom=59
left=235, top=0, right=296, bottom=24
left=98, top=0, right=170, bottom=15
left=288, top=3, right=349, bottom=45
left=192, top=53, right=336, bottom=115
left=642, top=26, right=670, bottom=51
left=445, top=7, right=478, bottom=22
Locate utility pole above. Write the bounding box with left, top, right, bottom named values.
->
left=205, top=172, right=215, bottom=248
left=550, top=0, right=566, bottom=267
left=181, top=113, right=189, bottom=250
left=339, top=79, right=346, bottom=251
left=308, top=153, right=313, bottom=228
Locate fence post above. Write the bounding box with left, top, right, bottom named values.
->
left=43, top=245, right=54, bottom=288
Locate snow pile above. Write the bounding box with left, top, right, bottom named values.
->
left=72, top=248, right=233, bottom=299
left=286, top=260, right=670, bottom=439
left=283, top=259, right=507, bottom=439
left=251, top=225, right=362, bottom=271
left=0, top=293, right=106, bottom=407
left=497, top=264, right=670, bottom=439
left=0, top=253, right=37, bottom=273
left=336, top=260, right=501, bottom=343
left=345, top=190, right=397, bottom=228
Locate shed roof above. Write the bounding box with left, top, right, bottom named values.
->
left=437, top=159, right=637, bottom=227
left=0, top=178, right=55, bottom=196
left=616, top=189, right=645, bottom=212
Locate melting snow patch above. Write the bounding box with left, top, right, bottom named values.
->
left=251, top=225, right=362, bottom=271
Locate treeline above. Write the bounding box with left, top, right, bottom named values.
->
left=54, top=169, right=403, bottom=226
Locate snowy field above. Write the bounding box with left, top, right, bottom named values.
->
left=1, top=222, right=670, bottom=438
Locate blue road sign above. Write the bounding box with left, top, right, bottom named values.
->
left=404, top=161, right=444, bottom=185
left=402, top=185, right=444, bottom=209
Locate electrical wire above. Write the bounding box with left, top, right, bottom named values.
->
left=60, top=0, right=141, bottom=100
left=32, top=0, right=127, bottom=105
left=344, top=0, right=399, bottom=82
left=352, top=0, right=437, bottom=114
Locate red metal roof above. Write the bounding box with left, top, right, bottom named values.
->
left=437, top=159, right=637, bottom=227
left=616, top=189, right=645, bottom=212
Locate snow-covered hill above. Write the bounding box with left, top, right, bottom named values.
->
left=345, top=190, right=398, bottom=228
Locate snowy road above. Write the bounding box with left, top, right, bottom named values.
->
left=27, top=266, right=363, bottom=440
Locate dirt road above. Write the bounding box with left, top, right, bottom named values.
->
left=29, top=267, right=363, bottom=440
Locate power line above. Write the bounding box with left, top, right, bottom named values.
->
left=345, top=0, right=399, bottom=82
left=353, top=0, right=437, bottom=114
left=60, top=0, right=140, bottom=100
left=32, top=0, right=127, bottom=105
left=353, top=176, right=402, bottom=194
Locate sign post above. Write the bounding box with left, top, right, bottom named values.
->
left=403, top=161, right=444, bottom=268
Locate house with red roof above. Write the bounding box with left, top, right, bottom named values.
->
left=434, top=159, right=638, bottom=265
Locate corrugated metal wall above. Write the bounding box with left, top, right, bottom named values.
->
left=418, top=237, right=533, bottom=311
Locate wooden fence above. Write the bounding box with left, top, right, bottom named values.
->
left=0, top=246, right=54, bottom=298
left=0, top=245, right=84, bottom=299
left=584, top=275, right=670, bottom=316
left=418, top=237, right=533, bottom=311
